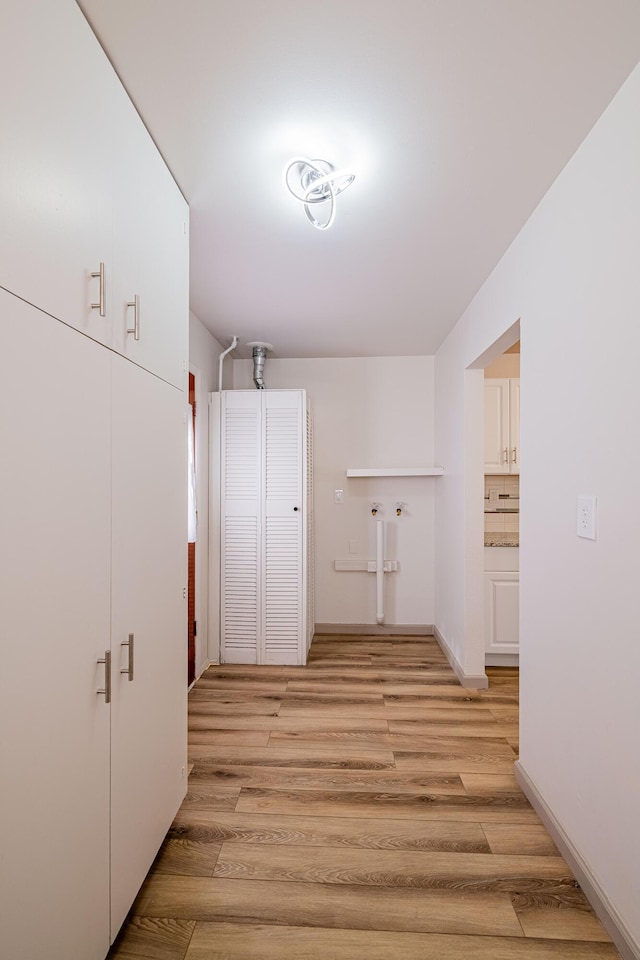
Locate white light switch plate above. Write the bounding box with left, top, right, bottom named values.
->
left=577, top=495, right=596, bottom=540
left=334, top=489, right=344, bottom=504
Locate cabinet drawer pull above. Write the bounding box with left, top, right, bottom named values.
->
left=126, top=294, right=140, bottom=341
left=97, top=650, right=111, bottom=703
left=121, top=633, right=134, bottom=681
left=503, top=448, right=509, bottom=464
left=90, top=262, right=106, bottom=317
left=512, top=447, right=517, bottom=464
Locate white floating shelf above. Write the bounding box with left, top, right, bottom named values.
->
left=345, top=467, right=444, bottom=478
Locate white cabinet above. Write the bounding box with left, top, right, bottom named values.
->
left=0, top=291, right=112, bottom=960
left=0, top=2, right=189, bottom=954
left=0, top=0, right=189, bottom=389
left=0, top=0, right=115, bottom=346
left=110, top=355, right=187, bottom=937
left=484, top=378, right=520, bottom=474
left=111, top=81, right=189, bottom=390
left=218, top=389, right=313, bottom=665
left=484, top=568, right=520, bottom=655
left=0, top=290, right=188, bottom=959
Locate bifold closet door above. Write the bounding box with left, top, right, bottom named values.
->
left=220, top=391, right=261, bottom=663
left=263, top=390, right=305, bottom=665
left=220, top=390, right=306, bottom=665
left=110, top=355, right=188, bottom=939
left=0, top=289, right=111, bottom=960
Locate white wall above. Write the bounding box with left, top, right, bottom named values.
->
left=188, top=311, right=224, bottom=675
left=233, top=356, right=436, bottom=627
left=435, top=65, right=640, bottom=949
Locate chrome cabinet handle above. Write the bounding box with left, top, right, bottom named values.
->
left=503, top=448, right=509, bottom=464
left=121, top=633, right=134, bottom=681
left=97, top=650, right=111, bottom=703
left=91, top=262, right=106, bottom=317
left=512, top=447, right=518, bottom=464
left=126, top=294, right=140, bottom=340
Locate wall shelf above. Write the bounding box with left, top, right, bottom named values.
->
left=345, top=467, right=444, bottom=478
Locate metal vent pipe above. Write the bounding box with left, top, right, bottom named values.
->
left=247, top=341, right=273, bottom=390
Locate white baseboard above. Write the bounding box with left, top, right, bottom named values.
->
left=485, top=653, right=519, bottom=667
left=314, top=623, right=434, bottom=636
left=432, top=625, right=488, bottom=689
left=515, top=760, right=639, bottom=960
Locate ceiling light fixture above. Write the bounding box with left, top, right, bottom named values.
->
left=284, top=157, right=355, bottom=230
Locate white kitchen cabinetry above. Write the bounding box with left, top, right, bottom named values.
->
left=217, top=389, right=313, bottom=665
left=0, top=0, right=188, bottom=389
left=484, top=548, right=519, bottom=656
left=484, top=378, right=520, bottom=474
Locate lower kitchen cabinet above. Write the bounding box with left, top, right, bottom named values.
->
left=0, top=288, right=187, bottom=959
left=484, top=569, right=520, bottom=655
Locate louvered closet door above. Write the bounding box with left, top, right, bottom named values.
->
left=221, top=392, right=261, bottom=663
left=263, top=391, right=305, bottom=665
left=306, top=407, right=315, bottom=652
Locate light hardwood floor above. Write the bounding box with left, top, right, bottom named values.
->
left=109, top=635, right=618, bottom=959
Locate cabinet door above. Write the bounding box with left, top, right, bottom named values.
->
left=110, top=356, right=187, bottom=939
left=0, top=289, right=111, bottom=960
left=111, top=83, right=189, bottom=389
left=220, top=391, right=261, bottom=664
left=484, top=571, right=519, bottom=654
left=484, top=380, right=510, bottom=474
left=509, top=379, right=520, bottom=475
left=263, top=391, right=305, bottom=665
left=0, top=0, right=114, bottom=346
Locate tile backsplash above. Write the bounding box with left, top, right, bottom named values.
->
left=484, top=475, right=520, bottom=534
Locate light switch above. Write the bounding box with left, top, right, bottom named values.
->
left=576, top=495, right=596, bottom=540
left=334, top=489, right=344, bottom=504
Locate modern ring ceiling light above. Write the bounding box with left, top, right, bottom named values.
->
left=284, top=157, right=355, bottom=230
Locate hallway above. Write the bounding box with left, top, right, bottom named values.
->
left=110, top=635, right=617, bottom=959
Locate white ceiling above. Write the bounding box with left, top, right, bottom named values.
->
left=79, top=0, right=640, bottom=358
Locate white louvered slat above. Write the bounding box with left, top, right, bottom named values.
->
left=266, top=405, right=300, bottom=501
left=222, top=516, right=258, bottom=662
left=265, top=516, right=300, bottom=663
left=224, top=407, right=259, bottom=500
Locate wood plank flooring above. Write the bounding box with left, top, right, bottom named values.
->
left=108, top=635, right=618, bottom=960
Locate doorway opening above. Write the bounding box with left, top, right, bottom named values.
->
left=482, top=341, right=520, bottom=668
left=466, top=320, right=520, bottom=673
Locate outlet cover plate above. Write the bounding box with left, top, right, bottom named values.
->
left=577, top=495, right=596, bottom=540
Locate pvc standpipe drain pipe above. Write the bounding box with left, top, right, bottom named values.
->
left=376, top=519, right=384, bottom=624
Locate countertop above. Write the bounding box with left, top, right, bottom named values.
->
left=484, top=533, right=519, bottom=547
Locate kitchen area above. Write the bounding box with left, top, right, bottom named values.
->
left=483, top=343, right=520, bottom=665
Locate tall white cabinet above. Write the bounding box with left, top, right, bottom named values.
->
left=0, top=2, right=189, bottom=957
left=212, top=389, right=314, bottom=665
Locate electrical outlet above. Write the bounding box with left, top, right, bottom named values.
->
left=348, top=539, right=357, bottom=554
left=576, top=495, right=596, bottom=540
left=334, top=489, right=344, bottom=504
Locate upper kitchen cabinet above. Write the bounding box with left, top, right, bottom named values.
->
left=0, top=0, right=188, bottom=388
left=0, top=0, right=115, bottom=346
left=111, top=83, right=189, bottom=391
left=484, top=378, right=520, bottom=474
